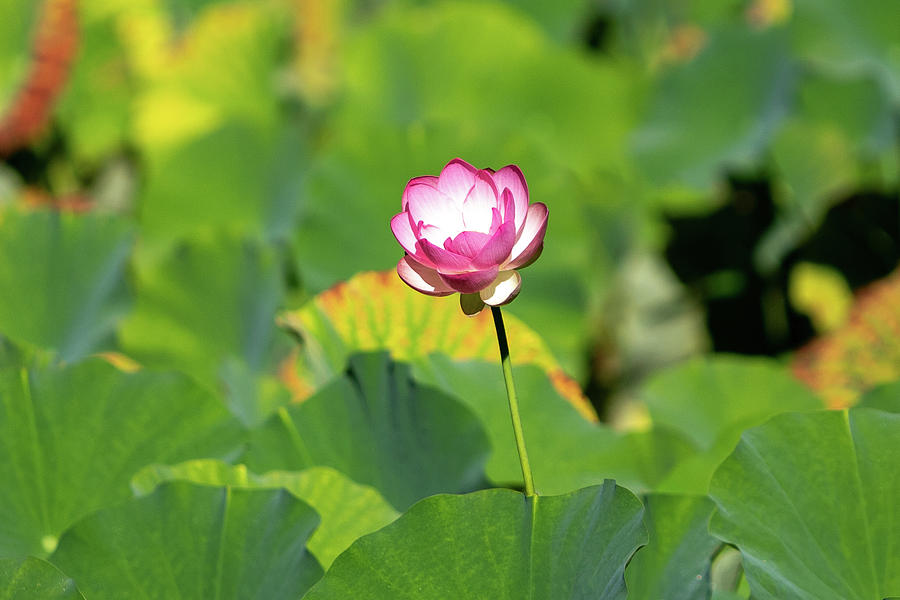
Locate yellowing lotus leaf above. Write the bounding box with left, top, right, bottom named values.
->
left=793, top=267, right=900, bottom=407
left=279, top=270, right=597, bottom=421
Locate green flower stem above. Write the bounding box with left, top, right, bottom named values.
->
left=490, top=306, right=536, bottom=497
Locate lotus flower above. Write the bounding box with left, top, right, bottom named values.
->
left=391, top=158, right=548, bottom=314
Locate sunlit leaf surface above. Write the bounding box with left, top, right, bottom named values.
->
left=414, top=355, right=694, bottom=495
left=131, top=460, right=398, bottom=568
left=0, top=557, right=82, bottom=600
left=625, top=494, right=720, bottom=600
left=50, top=482, right=323, bottom=599
left=245, top=352, right=491, bottom=510
left=710, top=408, right=900, bottom=599
left=639, top=356, right=823, bottom=494
left=0, top=359, right=243, bottom=558
left=304, top=482, right=646, bottom=599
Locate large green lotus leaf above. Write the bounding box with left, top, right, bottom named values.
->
left=304, top=482, right=646, bottom=599
left=0, top=359, right=243, bottom=559
left=641, top=356, right=823, bottom=494
left=625, top=494, right=720, bottom=600
left=640, top=356, right=824, bottom=450
left=119, top=235, right=291, bottom=427
left=244, top=352, right=490, bottom=510
left=412, top=355, right=695, bottom=495
left=50, top=482, right=322, bottom=599
left=709, top=408, right=900, bottom=599
left=131, top=460, right=399, bottom=568
left=293, top=2, right=641, bottom=375
left=0, top=210, right=133, bottom=362
left=790, top=0, right=900, bottom=102
left=0, top=557, right=82, bottom=600
left=632, top=24, right=792, bottom=191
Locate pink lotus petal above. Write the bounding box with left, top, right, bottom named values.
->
left=461, top=171, right=498, bottom=233
left=438, top=159, right=477, bottom=202
left=418, top=238, right=473, bottom=273
left=492, top=165, right=529, bottom=232
left=445, top=230, right=492, bottom=258
left=480, top=270, right=522, bottom=306
left=498, top=189, right=516, bottom=227
left=397, top=256, right=454, bottom=296
left=489, top=206, right=502, bottom=233
left=406, top=183, right=464, bottom=234
left=438, top=265, right=500, bottom=294
left=401, top=175, right=438, bottom=210
left=506, top=202, right=548, bottom=269
left=392, top=159, right=545, bottom=305
left=390, top=212, right=418, bottom=256
left=415, top=222, right=448, bottom=249
left=473, top=219, right=516, bottom=268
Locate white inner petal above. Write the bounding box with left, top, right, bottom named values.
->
left=479, top=270, right=522, bottom=306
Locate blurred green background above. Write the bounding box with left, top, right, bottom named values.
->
left=1, top=0, right=898, bottom=419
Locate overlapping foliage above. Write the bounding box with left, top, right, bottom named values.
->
left=0, top=0, right=898, bottom=597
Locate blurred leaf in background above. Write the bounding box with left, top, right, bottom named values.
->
left=0, top=210, right=133, bottom=361
left=119, top=235, right=292, bottom=426
left=632, top=24, right=792, bottom=192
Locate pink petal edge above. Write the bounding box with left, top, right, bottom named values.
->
left=438, top=159, right=477, bottom=202
left=390, top=212, right=418, bottom=256
left=401, top=175, right=438, bottom=210
left=492, top=165, right=529, bottom=232
left=418, top=238, right=473, bottom=273
left=397, top=256, right=454, bottom=296
left=506, top=202, right=548, bottom=269
left=461, top=173, right=499, bottom=233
